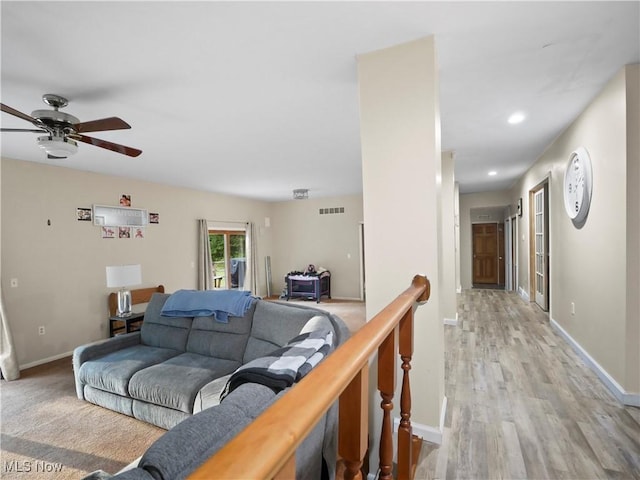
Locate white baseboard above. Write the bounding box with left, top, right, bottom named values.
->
left=444, top=313, right=458, bottom=326
left=518, top=287, right=530, bottom=302
left=20, top=350, right=74, bottom=371
left=328, top=296, right=362, bottom=301
left=550, top=318, right=640, bottom=407
left=393, top=395, right=447, bottom=445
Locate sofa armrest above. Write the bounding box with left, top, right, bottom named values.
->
left=72, top=332, right=142, bottom=399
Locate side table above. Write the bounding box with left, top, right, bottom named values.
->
left=109, top=312, right=145, bottom=337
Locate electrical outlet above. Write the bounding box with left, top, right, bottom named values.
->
left=571, top=302, right=575, bottom=315
left=10, top=278, right=18, bottom=288
left=38, top=326, right=45, bottom=335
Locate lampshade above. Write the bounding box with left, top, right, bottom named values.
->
left=106, top=264, right=142, bottom=288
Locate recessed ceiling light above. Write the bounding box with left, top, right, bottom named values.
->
left=508, top=112, right=526, bottom=124
left=488, top=171, right=497, bottom=176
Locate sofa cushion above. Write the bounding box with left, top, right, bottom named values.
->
left=185, top=300, right=256, bottom=362
left=132, top=400, right=191, bottom=431
left=78, top=345, right=182, bottom=396
left=141, top=294, right=192, bottom=351
left=128, top=353, right=241, bottom=413
left=243, top=301, right=328, bottom=363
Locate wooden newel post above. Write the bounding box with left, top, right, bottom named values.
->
left=377, top=327, right=398, bottom=480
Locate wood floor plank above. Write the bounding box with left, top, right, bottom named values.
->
left=416, top=289, right=640, bottom=480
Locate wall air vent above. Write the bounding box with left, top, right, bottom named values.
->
left=319, top=207, right=345, bottom=215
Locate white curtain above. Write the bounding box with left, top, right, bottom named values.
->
left=243, top=222, right=258, bottom=294
left=197, top=219, right=213, bottom=290
left=0, top=287, right=20, bottom=380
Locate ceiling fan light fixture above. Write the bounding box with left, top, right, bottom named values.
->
left=37, top=135, right=78, bottom=158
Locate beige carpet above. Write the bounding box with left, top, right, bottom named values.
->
left=1, top=357, right=165, bottom=479
left=0, top=300, right=365, bottom=479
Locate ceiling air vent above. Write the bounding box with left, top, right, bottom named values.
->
left=319, top=207, right=345, bottom=215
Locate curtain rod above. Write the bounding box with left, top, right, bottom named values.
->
left=203, top=219, right=249, bottom=225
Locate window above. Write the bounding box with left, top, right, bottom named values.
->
left=209, top=230, right=247, bottom=289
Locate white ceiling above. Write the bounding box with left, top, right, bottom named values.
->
left=1, top=1, right=638, bottom=202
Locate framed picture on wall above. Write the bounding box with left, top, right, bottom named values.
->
left=517, top=198, right=523, bottom=217
left=101, top=226, right=116, bottom=239
left=77, top=208, right=92, bottom=221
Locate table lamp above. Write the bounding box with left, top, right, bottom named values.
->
left=106, top=264, right=142, bottom=317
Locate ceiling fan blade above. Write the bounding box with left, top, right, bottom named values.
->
left=74, top=117, right=131, bottom=133
left=1, top=128, right=48, bottom=133
left=1, top=103, right=41, bottom=124
left=70, top=133, right=142, bottom=157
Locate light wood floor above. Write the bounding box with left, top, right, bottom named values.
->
left=417, top=289, right=640, bottom=479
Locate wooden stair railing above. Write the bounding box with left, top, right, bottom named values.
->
left=189, top=274, right=430, bottom=480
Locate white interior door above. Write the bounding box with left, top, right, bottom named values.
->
left=534, top=188, right=547, bottom=309
left=505, top=218, right=513, bottom=291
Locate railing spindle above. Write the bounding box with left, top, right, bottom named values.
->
left=397, top=308, right=414, bottom=480
left=378, top=328, right=398, bottom=480
left=339, top=365, right=369, bottom=480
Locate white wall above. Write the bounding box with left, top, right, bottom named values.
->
left=270, top=194, right=363, bottom=299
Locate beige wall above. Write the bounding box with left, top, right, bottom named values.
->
left=1, top=158, right=276, bottom=367
left=510, top=65, right=638, bottom=393
left=441, top=152, right=457, bottom=321
left=1, top=158, right=367, bottom=368
left=358, top=35, right=444, bottom=446
left=269, top=195, right=363, bottom=299
left=625, top=64, right=640, bottom=393
left=459, top=190, right=512, bottom=290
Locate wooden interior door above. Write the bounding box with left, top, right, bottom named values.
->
left=472, top=223, right=498, bottom=284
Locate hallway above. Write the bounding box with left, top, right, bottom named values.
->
left=417, top=289, right=640, bottom=479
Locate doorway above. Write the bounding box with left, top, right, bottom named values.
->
left=505, top=215, right=518, bottom=292
left=472, top=223, right=505, bottom=287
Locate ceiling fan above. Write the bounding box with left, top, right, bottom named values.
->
left=0, top=94, right=142, bottom=159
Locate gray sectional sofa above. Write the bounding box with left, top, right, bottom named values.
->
left=74, top=292, right=349, bottom=479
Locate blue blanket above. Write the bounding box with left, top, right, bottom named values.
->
left=160, top=289, right=254, bottom=323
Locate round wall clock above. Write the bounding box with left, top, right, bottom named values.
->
left=563, top=147, right=593, bottom=227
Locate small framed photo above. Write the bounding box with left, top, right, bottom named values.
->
left=77, top=208, right=92, bottom=221
left=134, top=227, right=145, bottom=239
left=149, top=213, right=159, bottom=224
left=119, top=194, right=132, bottom=207
left=517, top=198, right=523, bottom=217
left=101, top=226, right=116, bottom=239
left=118, top=226, right=131, bottom=239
